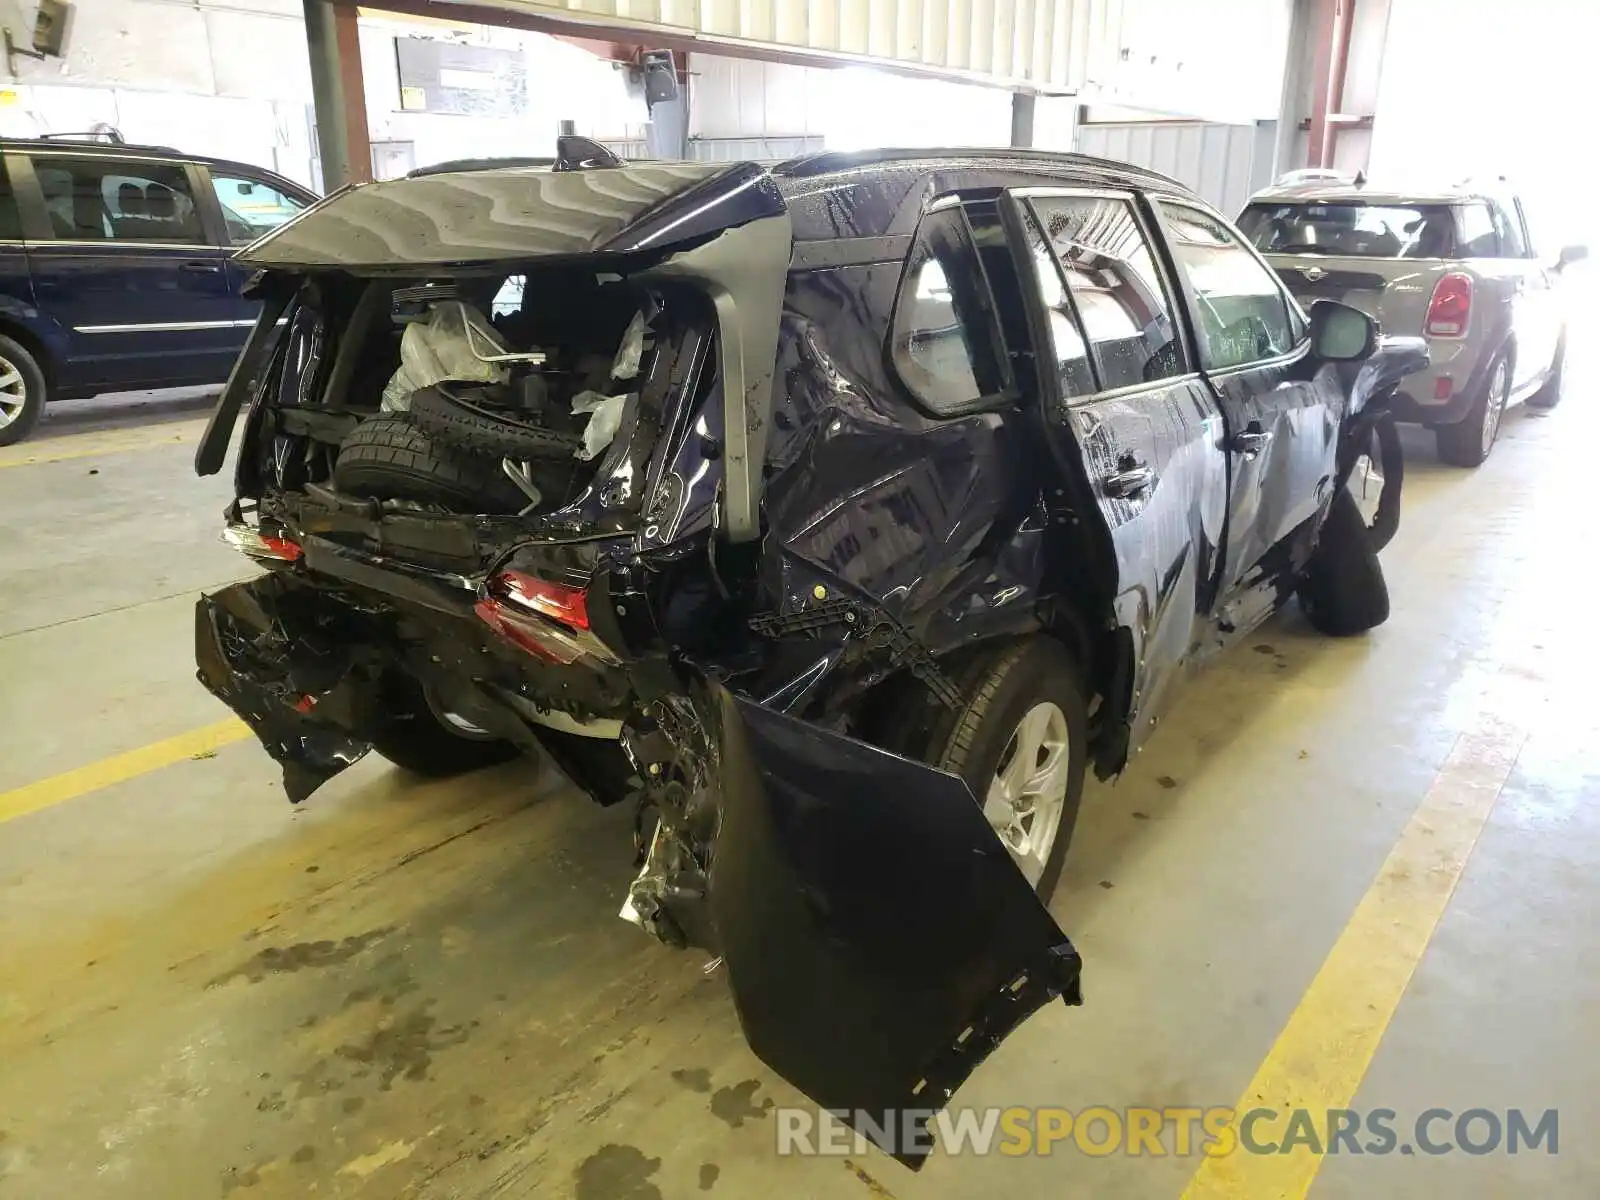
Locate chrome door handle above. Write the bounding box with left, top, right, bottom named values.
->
left=1104, top=464, right=1157, bottom=499
left=180, top=260, right=223, bottom=274
left=1231, top=423, right=1273, bottom=460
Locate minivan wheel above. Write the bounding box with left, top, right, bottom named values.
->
left=923, top=638, right=1089, bottom=900
left=1436, top=353, right=1509, bottom=467
left=0, top=335, right=48, bottom=447
left=1298, top=489, right=1391, bottom=636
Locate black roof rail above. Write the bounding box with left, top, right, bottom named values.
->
left=769, top=146, right=1187, bottom=191
left=407, top=155, right=555, bottom=178
left=38, top=127, right=125, bottom=144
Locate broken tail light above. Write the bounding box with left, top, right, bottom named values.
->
left=1425, top=273, right=1473, bottom=338
left=222, top=522, right=303, bottom=563
left=475, top=570, right=618, bottom=666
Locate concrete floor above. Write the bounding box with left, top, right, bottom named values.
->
left=2, top=330, right=1597, bottom=1199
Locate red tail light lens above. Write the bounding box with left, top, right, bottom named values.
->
left=222, top=523, right=302, bottom=562
left=491, top=571, right=590, bottom=630
left=1425, top=273, right=1473, bottom=338
left=475, top=571, right=619, bottom=667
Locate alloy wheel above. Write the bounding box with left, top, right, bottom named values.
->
left=982, top=702, right=1072, bottom=886
left=1481, top=358, right=1509, bottom=456
left=0, top=355, right=26, bottom=431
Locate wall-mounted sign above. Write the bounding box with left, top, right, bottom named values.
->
left=393, top=38, right=526, bottom=118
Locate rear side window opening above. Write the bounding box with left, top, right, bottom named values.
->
left=889, top=203, right=1011, bottom=418
left=1239, top=202, right=1458, bottom=260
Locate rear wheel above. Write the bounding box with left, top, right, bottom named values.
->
left=0, top=335, right=48, bottom=447
left=910, top=638, right=1089, bottom=900
left=368, top=678, right=519, bottom=777
left=1298, top=489, right=1391, bottom=636
left=1436, top=352, right=1510, bottom=467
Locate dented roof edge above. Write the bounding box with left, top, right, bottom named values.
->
left=236, top=160, right=787, bottom=272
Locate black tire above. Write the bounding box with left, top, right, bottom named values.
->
left=332, top=414, right=527, bottom=512
left=1436, top=350, right=1510, bottom=467
left=0, top=334, right=48, bottom=447
left=1298, top=489, right=1392, bottom=636
left=1527, top=337, right=1565, bottom=410
left=368, top=677, right=520, bottom=777
left=409, top=384, right=584, bottom=460
left=898, top=638, right=1089, bottom=901
left=530, top=727, right=640, bottom=806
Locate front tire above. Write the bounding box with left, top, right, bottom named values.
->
left=1436, top=351, right=1510, bottom=467
left=910, top=638, right=1089, bottom=901
left=0, top=335, right=48, bottom=447
left=1298, top=489, right=1391, bottom=636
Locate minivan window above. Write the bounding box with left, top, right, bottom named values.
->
left=1158, top=202, right=1295, bottom=371
left=211, top=173, right=309, bottom=245
left=890, top=206, right=1009, bottom=417
left=1028, top=195, right=1186, bottom=392
left=32, top=156, right=204, bottom=243
left=1239, top=202, right=1458, bottom=259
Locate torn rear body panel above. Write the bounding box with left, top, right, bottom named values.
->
left=192, top=150, right=1423, bottom=1169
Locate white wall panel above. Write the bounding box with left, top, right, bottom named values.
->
left=435, top=0, right=1292, bottom=117
left=1077, top=120, right=1263, bottom=215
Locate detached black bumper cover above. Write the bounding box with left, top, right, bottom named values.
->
left=708, top=689, right=1083, bottom=1170
left=195, top=576, right=374, bottom=802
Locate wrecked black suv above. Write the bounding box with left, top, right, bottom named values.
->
left=193, top=143, right=1424, bottom=1166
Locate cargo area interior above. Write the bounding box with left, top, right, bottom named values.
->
left=248, top=264, right=708, bottom=542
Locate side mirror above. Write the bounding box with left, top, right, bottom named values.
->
left=1557, top=244, right=1589, bottom=271
left=1308, top=299, right=1377, bottom=361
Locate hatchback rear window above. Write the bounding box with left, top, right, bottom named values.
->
left=1238, top=202, right=1457, bottom=259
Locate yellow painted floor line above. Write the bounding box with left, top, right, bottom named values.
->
left=1181, top=716, right=1526, bottom=1199
left=0, top=422, right=203, bottom=469
left=0, top=718, right=250, bottom=826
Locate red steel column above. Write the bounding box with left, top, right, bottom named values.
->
left=1306, top=0, right=1356, bottom=169
left=333, top=2, right=372, bottom=184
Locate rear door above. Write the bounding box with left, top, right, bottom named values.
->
left=1153, top=198, right=1335, bottom=609
left=14, top=151, right=244, bottom=393
left=1010, top=187, right=1229, bottom=747
left=1489, top=197, right=1560, bottom=391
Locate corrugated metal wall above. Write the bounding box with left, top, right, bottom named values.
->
left=438, top=0, right=1292, bottom=119
left=1076, top=121, right=1271, bottom=216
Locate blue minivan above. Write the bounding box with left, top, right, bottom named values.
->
left=0, top=134, right=317, bottom=444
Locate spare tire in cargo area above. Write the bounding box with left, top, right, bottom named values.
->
left=332, top=415, right=530, bottom=512
left=409, top=384, right=586, bottom=460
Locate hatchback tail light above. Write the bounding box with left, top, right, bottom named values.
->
left=222, top=522, right=302, bottom=563
left=1425, top=273, right=1473, bottom=338
left=475, top=570, right=618, bottom=666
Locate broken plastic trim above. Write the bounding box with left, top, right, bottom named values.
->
left=705, top=687, right=1082, bottom=1170
left=640, top=211, right=792, bottom=544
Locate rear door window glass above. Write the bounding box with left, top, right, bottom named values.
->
left=1028, top=194, right=1186, bottom=392
left=1158, top=202, right=1296, bottom=371
left=1456, top=203, right=1499, bottom=257
left=1490, top=203, right=1528, bottom=257
left=1238, top=202, right=1458, bottom=259
left=210, top=173, right=309, bottom=245
left=890, top=205, right=1009, bottom=416
left=31, top=155, right=204, bottom=243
